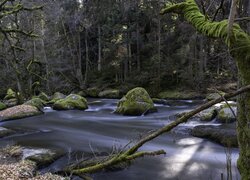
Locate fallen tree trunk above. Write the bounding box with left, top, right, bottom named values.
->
left=69, top=84, right=250, bottom=176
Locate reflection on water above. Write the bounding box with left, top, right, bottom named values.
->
left=0, top=98, right=240, bottom=180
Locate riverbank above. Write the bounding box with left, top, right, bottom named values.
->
left=0, top=145, right=65, bottom=180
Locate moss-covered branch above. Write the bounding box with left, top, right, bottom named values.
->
left=161, top=1, right=250, bottom=179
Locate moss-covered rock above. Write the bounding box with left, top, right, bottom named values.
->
left=37, top=92, right=50, bottom=102
left=0, top=102, right=7, bottom=111
left=49, top=92, right=66, bottom=104
left=191, top=124, right=238, bottom=147
left=77, top=90, right=87, bottom=97
left=206, top=92, right=225, bottom=101
left=53, top=94, right=88, bottom=110
left=4, top=88, right=16, bottom=100
left=4, top=98, right=18, bottom=107
left=196, top=107, right=217, bottom=121
left=217, top=106, right=237, bottom=123
left=158, top=90, right=202, bottom=100
left=98, top=89, right=120, bottom=99
left=86, top=87, right=100, bottom=97
left=23, top=148, right=64, bottom=168
left=0, top=105, right=42, bottom=121
left=115, top=87, right=156, bottom=116
left=24, top=98, right=45, bottom=110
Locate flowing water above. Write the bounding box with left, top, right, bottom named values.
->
left=0, top=99, right=240, bottom=180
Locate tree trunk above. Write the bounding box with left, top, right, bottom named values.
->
left=77, top=29, right=84, bottom=88
left=83, top=28, right=89, bottom=88
left=40, top=12, right=50, bottom=92
left=136, top=22, right=140, bottom=72
left=98, top=24, right=102, bottom=71
left=161, top=1, right=250, bottom=178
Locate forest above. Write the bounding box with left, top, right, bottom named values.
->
left=0, top=0, right=249, bottom=179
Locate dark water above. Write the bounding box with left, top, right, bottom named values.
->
left=0, top=99, right=240, bottom=180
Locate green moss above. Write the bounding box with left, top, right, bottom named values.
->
left=4, top=88, right=16, bottom=100
left=115, top=87, right=156, bottom=116
left=49, top=92, right=66, bottom=104
left=53, top=94, right=88, bottom=110
left=0, top=102, right=6, bottom=111
left=37, top=92, right=50, bottom=102
left=217, top=107, right=237, bottom=123
left=162, top=1, right=250, bottom=177
left=24, top=98, right=45, bottom=110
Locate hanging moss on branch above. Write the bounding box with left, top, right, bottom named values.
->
left=161, top=1, right=250, bottom=179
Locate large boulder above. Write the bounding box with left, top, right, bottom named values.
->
left=0, top=102, right=7, bottom=111
left=0, top=105, right=42, bottom=121
left=217, top=106, right=237, bottom=123
left=24, top=98, right=45, bottom=110
left=191, top=124, right=238, bottom=147
left=115, top=87, right=156, bottom=116
left=49, top=92, right=66, bottom=104
left=53, top=94, right=88, bottom=110
left=98, top=89, right=120, bottom=99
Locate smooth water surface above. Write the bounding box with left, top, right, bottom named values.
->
left=0, top=99, right=240, bottom=180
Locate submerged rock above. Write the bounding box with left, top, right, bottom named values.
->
left=217, top=106, right=237, bottom=123
left=98, top=89, right=120, bottom=99
left=23, top=148, right=63, bottom=168
left=0, top=127, right=14, bottom=138
left=115, top=87, right=156, bottom=116
left=191, top=124, right=238, bottom=147
left=53, top=94, right=88, bottom=110
left=0, top=105, right=42, bottom=121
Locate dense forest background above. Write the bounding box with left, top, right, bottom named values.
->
left=0, top=0, right=249, bottom=98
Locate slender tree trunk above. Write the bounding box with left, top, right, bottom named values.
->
left=41, top=13, right=50, bottom=92
left=97, top=24, right=102, bottom=71
left=157, top=15, right=161, bottom=80
left=77, top=29, right=84, bottom=88
left=83, top=28, right=89, bottom=88
left=136, top=22, right=140, bottom=72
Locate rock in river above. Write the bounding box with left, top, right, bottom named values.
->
left=53, top=94, right=88, bottom=110
left=23, top=148, right=63, bottom=168
left=191, top=123, right=238, bottom=147
left=0, top=105, right=42, bottom=121
left=115, top=87, right=156, bottom=116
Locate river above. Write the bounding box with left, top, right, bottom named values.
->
left=0, top=98, right=240, bottom=180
